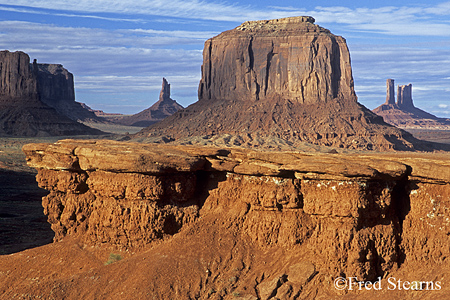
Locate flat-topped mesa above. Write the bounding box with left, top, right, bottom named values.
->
left=36, top=63, right=75, bottom=105
left=35, top=62, right=99, bottom=122
left=138, top=18, right=431, bottom=151
left=0, top=51, right=102, bottom=136
left=198, top=16, right=356, bottom=104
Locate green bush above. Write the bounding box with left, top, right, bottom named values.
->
left=105, top=253, right=122, bottom=265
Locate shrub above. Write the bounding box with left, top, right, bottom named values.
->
left=105, top=253, right=122, bottom=265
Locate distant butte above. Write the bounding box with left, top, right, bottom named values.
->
left=135, top=16, right=434, bottom=151
left=115, top=78, right=184, bottom=127
left=373, top=79, right=450, bottom=129
left=35, top=61, right=101, bottom=122
left=0, top=50, right=102, bottom=136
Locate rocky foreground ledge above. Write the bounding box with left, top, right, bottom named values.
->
left=19, top=139, right=450, bottom=298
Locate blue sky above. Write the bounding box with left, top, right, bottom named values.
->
left=0, top=1, right=449, bottom=117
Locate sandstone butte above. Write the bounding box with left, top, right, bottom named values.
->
left=135, top=16, right=435, bottom=152
left=35, top=61, right=104, bottom=123
left=0, top=50, right=102, bottom=136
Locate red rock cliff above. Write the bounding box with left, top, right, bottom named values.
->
left=19, top=139, right=450, bottom=298
left=198, top=16, right=356, bottom=104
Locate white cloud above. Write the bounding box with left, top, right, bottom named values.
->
left=310, top=4, right=450, bottom=36
left=439, top=104, right=449, bottom=108
left=353, top=22, right=450, bottom=36
left=76, top=74, right=200, bottom=93
left=0, top=19, right=205, bottom=111
left=0, top=21, right=213, bottom=50
left=2, top=1, right=450, bottom=36
left=0, top=5, right=146, bottom=23
left=127, top=29, right=219, bottom=40
left=351, top=45, right=450, bottom=83
left=0, top=20, right=205, bottom=74
left=425, top=1, right=450, bottom=15
left=0, top=0, right=257, bottom=22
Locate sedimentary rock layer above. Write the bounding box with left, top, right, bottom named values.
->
left=23, top=139, right=450, bottom=289
left=0, top=51, right=39, bottom=104
left=397, top=84, right=413, bottom=109
left=386, top=79, right=395, bottom=105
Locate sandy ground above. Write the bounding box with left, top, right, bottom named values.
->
left=405, top=129, right=450, bottom=145
left=80, top=120, right=144, bottom=135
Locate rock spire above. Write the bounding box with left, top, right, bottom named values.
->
left=159, top=77, right=171, bottom=102
left=373, top=79, right=450, bottom=129
left=397, top=83, right=413, bottom=109
left=114, top=78, right=183, bottom=127
left=385, top=79, right=395, bottom=105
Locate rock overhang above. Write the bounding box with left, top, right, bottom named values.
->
left=23, top=139, right=450, bottom=182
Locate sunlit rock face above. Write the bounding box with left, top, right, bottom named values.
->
left=198, top=16, right=356, bottom=104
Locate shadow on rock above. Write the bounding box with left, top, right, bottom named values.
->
left=0, top=169, right=53, bottom=255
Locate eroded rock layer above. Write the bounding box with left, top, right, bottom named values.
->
left=21, top=139, right=450, bottom=298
